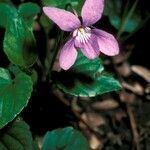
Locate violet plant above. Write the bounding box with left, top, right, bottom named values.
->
left=0, top=0, right=146, bottom=149
left=43, top=0, right=119, bottom=70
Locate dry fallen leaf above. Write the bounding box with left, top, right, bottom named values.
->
left=116, top=62, right=131, bottom=77
left=92, top=99, right=119, bottom=110
left=80, top=112, right=106, bottom=129
left=131, top=65, right=150, bottom=83
left=119, top=91, right=136, bottom=103
left=122, top=82, right=144, bottom=96
left=89, top=133, right=102, bottom=150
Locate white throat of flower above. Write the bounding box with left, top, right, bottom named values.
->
left=73, top=27, right=91, bottom=43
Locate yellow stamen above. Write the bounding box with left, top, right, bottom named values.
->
left=73, top=27, right=91, bottom=43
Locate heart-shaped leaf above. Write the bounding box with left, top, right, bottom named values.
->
left=42, top=127, right=90, bottom=150
left=18, top=2, right=40, bottom=27
left=55, top=52, right=121, bottom=97
left=0, top=119, right=38, bottom=150
left=0, top=67, right=33, bottom=129
left=0, top=3, right=16, bottom=28
left=0, top=3, right=40, bottom=67
left=3, top=18, right=37, bottom=67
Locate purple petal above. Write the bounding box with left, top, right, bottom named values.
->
left=81, top=0, right=104, bottom=26
left=92, top=29, right=119, bottom=56
left=75, top=34, right=100, bottom=59
left=43, top=7, right=81, bottom=31
left=59, top=38, right=77, bottom=70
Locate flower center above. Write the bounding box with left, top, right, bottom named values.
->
left=73, top=27, right=91, bottom=43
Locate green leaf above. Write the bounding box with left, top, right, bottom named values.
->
left=104, top=0, right=142, bottom=33
left=0, top=3, right=39, bottom=67
left=19, top=2, right=40, bottom=18
left=0, top=3, right=16, bottom=28
left=104, top=0, right=121, bottom=17
left=42, top=0, right=84, bottom=14
left=4, top=18, right=37, bottom=66
left=40, top=14, right=53, bottom=33
left=110, top=15, right=141, bottom=33
left=72, top=51, right=104, bottom=76
left=42, top=0, right=78, bottom=8
left=55, top=52, right=121, bottom=97
left=74, top=0, right=84, bottom=14
left=0, top=67, right=33, bottom=129
left=42, top=127, right=90, bottom=150
left=0, top=119, right=38, bottom=150
left=57, top=74, right=121, bottom=97
left=18, top=2, right=40, bottom=27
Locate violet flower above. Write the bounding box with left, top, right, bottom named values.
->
left=43, top=0, right=119, bottom=70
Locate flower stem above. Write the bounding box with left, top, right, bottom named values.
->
left=48, top=31, right=64, bottom=80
